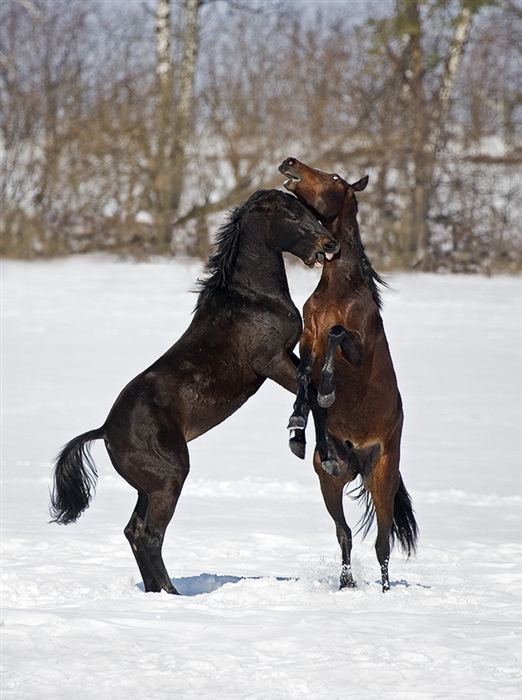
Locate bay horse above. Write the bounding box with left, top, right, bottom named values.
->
left=50, top=189, right=339, bottom=594
left=279, top=158, right=418, bottom=592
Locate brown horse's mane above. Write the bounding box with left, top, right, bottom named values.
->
left=349, top=211, right=387, bottom=310
left=360, top=250, right=387, bottom=310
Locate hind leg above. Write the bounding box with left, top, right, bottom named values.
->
left=366, top=452, right=400, bottom=592
left=106, top=427, right=189, bottom=594
left=124, top=491, right=161, bottom=593
left=134, top=483, right=185, bottom=593
left=314, top=450, right=356, bottom=589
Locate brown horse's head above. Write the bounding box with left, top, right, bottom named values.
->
left=279, top=157, right=368, bottom=222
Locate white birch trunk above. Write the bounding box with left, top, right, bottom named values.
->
left=153, top=0, right=201, bottom=248
left=175, top=0, right=201, bottom=150
left=427, top=5, right=473, bottom=155
left=155, top=0, right=171, bottom=91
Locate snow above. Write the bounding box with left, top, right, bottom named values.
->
left=2, top=256, right=521, bottom=700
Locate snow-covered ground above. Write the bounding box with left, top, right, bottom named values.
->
left=2, top=257, right=521, bottom=700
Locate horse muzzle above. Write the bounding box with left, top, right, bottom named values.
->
left=308, top=248, right=338, bottom=269
left=279, top=160, right=301, bottom=191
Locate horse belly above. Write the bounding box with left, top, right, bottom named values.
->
left=324, top=356, right=401, bottom=447
left=182, top=376, right=263, bottom=442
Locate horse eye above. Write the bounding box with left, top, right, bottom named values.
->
left=332, top=174, right=340, bottom=182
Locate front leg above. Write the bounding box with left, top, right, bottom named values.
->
left=318, top=325, right=362, bottom=408
left=256, top=350, right=308, bottom=459
left=286, top=347, right=340, bottom=474
left=287, top=348, right=313, bottom=459
left=307, top=386, right=340, bottom=477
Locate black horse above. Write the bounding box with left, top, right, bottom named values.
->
left=50, top=189, right=339, bottom=594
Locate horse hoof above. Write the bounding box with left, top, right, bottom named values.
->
left=339, top=566, right=357, bottom=589
left=321, top=458, right=340, bottom=477
left=339, top=578, right=357, bottom=590
left=317, top=391, right=335, bottom=409
left=289, top=433, right=306, bottom=460
left=287, top=415, right=307, bottom=430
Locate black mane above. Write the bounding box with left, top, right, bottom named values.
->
left=360, top=250, right=387, bottom=310
left=351, top=212, right=387, bottom=309
left=195, top=190, right=271, bottom=311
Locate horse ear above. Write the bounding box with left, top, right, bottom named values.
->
left=352, top=175, right=369, bottom=191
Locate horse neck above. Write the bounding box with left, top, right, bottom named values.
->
left=233, top=223, right=291, bottom=301
left=322, top=198, right=367, bottom=291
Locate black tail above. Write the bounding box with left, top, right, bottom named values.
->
left=350, top=476, right=418, bottom=556
left=50, top=427, right=105, bottom=524
left=391, top=477, right=418, bottom=556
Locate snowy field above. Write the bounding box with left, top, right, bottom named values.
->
left=1, top=256, right=521, bottom=699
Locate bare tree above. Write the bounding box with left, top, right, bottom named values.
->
left=151, top=0, right=202, bottom=249
left=1, top=0, right=519, bottom=269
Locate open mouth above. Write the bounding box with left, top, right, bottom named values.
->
left=283, top=173, right=300, bottom=191
left=279, top=164, right=300, bottom=192
left=308, top=251, right=335, bottom=269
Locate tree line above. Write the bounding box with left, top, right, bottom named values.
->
left=1, top=0, right=521, bottom=271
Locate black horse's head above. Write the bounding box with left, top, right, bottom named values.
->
left=247, top=189, right=339, bottom=268
left=196, top=189, right=339, bottom=309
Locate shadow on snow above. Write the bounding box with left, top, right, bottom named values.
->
left=135, top=574, right=429, bottom=596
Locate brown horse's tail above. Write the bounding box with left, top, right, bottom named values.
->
left=50, top=427, right=105, bottom=525
left=350, top=476, right=418, bottom=556
left=391, top=477, right=418, bottom=556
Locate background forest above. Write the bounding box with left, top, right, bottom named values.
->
left=1, top=0, right=521, bottom=271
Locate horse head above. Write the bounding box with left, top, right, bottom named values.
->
left=248, top=190, right=339, bottom=268
left=279, top=158, right=368, bottom=224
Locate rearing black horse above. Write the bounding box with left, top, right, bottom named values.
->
left=50, top=189, right=338, bottom=594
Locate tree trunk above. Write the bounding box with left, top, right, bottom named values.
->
left=165, top=0, right=201, bottom=246
left=401, top=0, right=431, bottom=267
left=400, top=0, right=474, bottom=269
left=154, top=0, right=201, bottom=251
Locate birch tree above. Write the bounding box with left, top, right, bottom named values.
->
left=153, top=0, right=202, bottom=249
left=394, top=0, right=479, bottom=268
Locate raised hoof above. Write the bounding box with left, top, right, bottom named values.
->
left=321, top=457, right=340, bottom=478
left=287, top=414, right=307, bottom=430
left=317, top=391, right=335, bottom=409
left=289, top=432, right=306, bottom=460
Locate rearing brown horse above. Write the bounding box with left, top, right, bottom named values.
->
left=279, top=158, right=418, bottom=592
